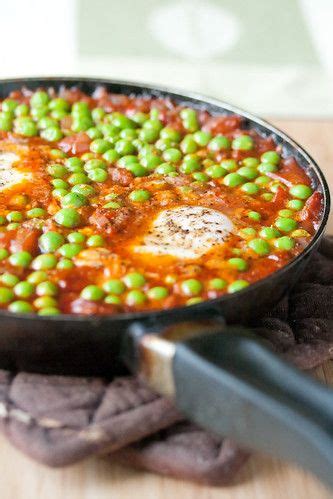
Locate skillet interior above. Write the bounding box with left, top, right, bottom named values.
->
left=0, top=77, right=329, bottom=376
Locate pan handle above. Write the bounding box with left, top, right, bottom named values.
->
left=132, top=325, right=333, bottom=488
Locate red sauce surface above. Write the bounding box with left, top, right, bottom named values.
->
left=0, top=87, right=323, bottom=316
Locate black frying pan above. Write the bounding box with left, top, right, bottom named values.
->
left=0, top=77, right=332, bottom=487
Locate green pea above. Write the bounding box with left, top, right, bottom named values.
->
left=103, top=201, right=121, bottom=209
left=88, top=168, right=108, bottom=182
left=123, top=272, right=146, bottom=289
left=270, top=183, right=286, bottom=194
left=258, top=162, right=278, bottom=174
left=241, top=183, right=259, bottom=195
left=278, top=209, right=294, bottom=218
left=68, top=232, right=86, bottom=244
left=38, top=307, right=61, bottom=316
left=15, top=104, right=30, bottom=117
left=112, top=113, right=137, bottom=130
left=143, top=118, right=163, bottom=133
left=181, top=278, right=203, bottom=296
left=289, top=184, right=312, bottom=200
left=68, top=173, right=91, bottom=186
left=2, top=99, right=18, bottom=113
left=58, top=243, right=82, bottom=258
left=0, top=248, right=9, bottom=261
left=118, top=155, right=138, bottom=168
left=84, top=159, right=107, bottom=171
left=261, top=193, right=274, bottom=201
left=247, top=211, right=261, bottom=222
left=86, top=127, right=103, bottom=140
left=27, top=271, right=48, bottom=284
left=103, top=149, right=120, bottom=163
left=52, top=188, right=68, bottom=200
left=92, top=107, right=105, bottom=122
left=208, top=278, right=227, bottom=290
left=0, top=287, right=14, bottom=304
left=141, top=154, right=162, bottom=171
left=186, top=297, right=204, bottom=306
left=38, top=117, right=58, bottom=129
left=61, top=192, right=87, bottom=209
left=180, top=158, right=201, bottom=174
left=8, top=301, right=33, bottom=314
left=242, top=157, right=259, bottom=168
left=237, top=166, right=258, bottom=180
left=155, top=163, right=176, bottom=175
left=291, top=229, right=310, bottom=238
left=223, top=173, right=244, bottom=187
left=9, top=251, right=32, bottom=268
left=104, top=295, right=122, bottom=305
left=155, top=137, right=174, bottom=151
left=255, top=175, right=270, bottom=186
left=228, top=280, right=249, bottom=293
left=30, top=91, right=49, bottom=107
left=103, top=279, right=126, bottom=295
left=138, top=128, right=158, bottom=143
left=126, top=163, right=147, bottom=177
left=208, top=135, right=230, bottom=152
left=192, top=172, right=209, bottom=182
left=47, top=164, right=68, bottom=178
left=0, top=115, right=12, bottom=131
left=72, top=116, right=93, bottom=132
left=132, top=112, right=149, bottom=125
left=228, top=258, right=248, bottom=271
left=57, top=258, right=74, bottom=270
left=51, top=179, right=69, bottom=190
left=65, top=157, right=84, bottom=171
left=6, top=211, right=23, bottom=222
left=206, top=164, right=227, bottom=179
left=1, top=273, right=20, bottom=287
left=232, top=135, right=254, bottom=151
left=220, top=159, right=238, bottom=172
left=32, top=254, right=57, bottom=270
left=34, top=296, right=57, bottom=309
left=90, top=138, right=112, bottom=154
left=274, top=236, right=295, bottom=251
left=14, top=281, right=34, bottom=298
left=80, top=285, right=104, bottom=301
left=160, top=127, right=181, bottom=142
left=31, top=106, right=48, bottom=120
left=54, top=208, right=81, bottom=228
left=261, top=150, right=280, bottom=165
left=259, top=227, right=280, bottom=239
left=248, top=238, right=271, bottom=255
left=114, top=139, right=136, bottom=156
left=7, top=223, right=20, bottom=231
left=180, top=135, right=198, bottom=154
left=162, top=148, right=182, bottom=163
left=86, top=235, right=105, bottom=247
left=275, top=217, right=298, bottom=233
left=15, top=118, right=37, bottom=137
left=39, top=231, right=65, bottom=252
left=287, top=199, right=304, bottom=211
left=126, top=290, right=147, bottom=306
left=72, top=101, right=90, bottom=115
left=147, top=286, right=169, bottom=300
left=36, top=281, right=58, bottom=296
left=193, top=130, right=212, bottom=147
left=41, top=126, right=63, bottom=142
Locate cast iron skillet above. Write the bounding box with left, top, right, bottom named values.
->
left=0, top=77, right=332, bottom=487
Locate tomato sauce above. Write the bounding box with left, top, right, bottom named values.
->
left=0, top=87, right=323, bottom=316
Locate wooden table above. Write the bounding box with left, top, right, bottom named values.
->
left=1, top=120, right=332, bottom=499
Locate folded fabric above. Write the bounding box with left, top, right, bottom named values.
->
left=0, top=236, right=331, bottom=485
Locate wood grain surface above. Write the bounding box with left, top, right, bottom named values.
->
left=1, top=120, right=332, bottom=499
